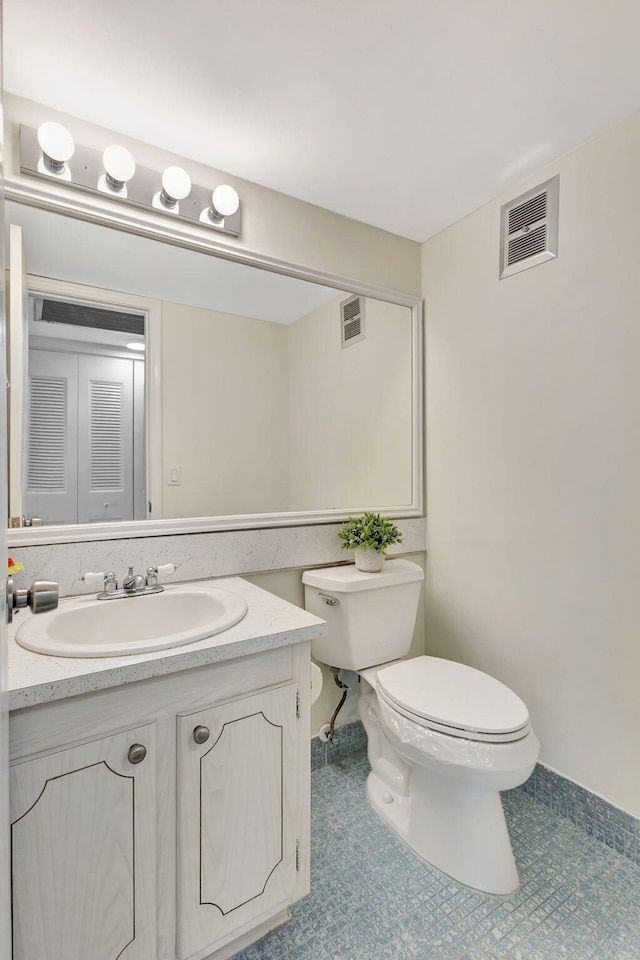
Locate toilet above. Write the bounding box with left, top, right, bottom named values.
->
left=303, top=559, right=539, bottom=895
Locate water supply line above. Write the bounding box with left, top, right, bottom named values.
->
left=320, top=667, right=349, bottom=742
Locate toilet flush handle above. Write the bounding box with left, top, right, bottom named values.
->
left=318, top=592, right=340, bottom=606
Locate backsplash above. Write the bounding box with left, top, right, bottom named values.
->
left=9, top=518, right=427, bottom=596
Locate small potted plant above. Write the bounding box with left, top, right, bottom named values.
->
left=338, top=512, right=403, bottom=572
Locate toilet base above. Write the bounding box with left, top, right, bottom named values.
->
left=365, top=766, right=519, bottom=896
left=359, top=683, right=524, bottom=896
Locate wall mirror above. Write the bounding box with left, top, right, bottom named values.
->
left=5, top=199, right=422, bottom=545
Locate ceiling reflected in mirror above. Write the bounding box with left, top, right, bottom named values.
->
left=7, top=202, right=339, bottom=322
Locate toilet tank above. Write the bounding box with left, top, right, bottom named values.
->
left=302, top=559, right=424, bottom=671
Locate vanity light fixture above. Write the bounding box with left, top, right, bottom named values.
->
left=153, top=165, right=192, bottom=213
left=202, top=184, right=240, bottom=224
left=36, top=121, right=75, bottom=179
left=98, top=145, right=136, bottom=196
left=20, top=123, right=242, bottom=237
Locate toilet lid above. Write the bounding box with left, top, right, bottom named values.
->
left=376, top=656, right=530, bottom=740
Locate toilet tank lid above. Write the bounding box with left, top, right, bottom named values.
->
left=302, top=559, right=424, bottom=592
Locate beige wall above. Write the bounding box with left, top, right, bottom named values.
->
left=161, top=295, right=414, bottom=518
left=287, top=297, right=413, bottom=510
left=161, top=302, right=290, bottom=518
left=422, top=110, right=640, bottom=816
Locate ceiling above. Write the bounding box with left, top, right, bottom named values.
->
left=4, top=0, right=640, bottom=243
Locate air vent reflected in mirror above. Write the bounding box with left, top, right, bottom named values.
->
left=341, top=295, right=366, bottom=348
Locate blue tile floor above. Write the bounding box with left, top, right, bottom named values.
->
left=233, top=752, right=640, bottom=959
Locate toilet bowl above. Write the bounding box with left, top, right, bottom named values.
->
left=359, top=657, right=539, bottom=894
left=303, top=560, right=540, bottom=895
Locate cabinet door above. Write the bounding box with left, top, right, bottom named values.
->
left=10, top=723, right=156, bottom=960
left=176, top=684, right=298, bottom=959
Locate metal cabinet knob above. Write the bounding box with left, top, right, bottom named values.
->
left=193, top=725, right=210, bottom=744
left=28, top=580, right=59, bottom=615
left=127, top=743, right=147, bottom=764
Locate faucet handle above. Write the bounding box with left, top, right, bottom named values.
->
left=104, top=572, right=118, bottom=593
left=83, top=570, right=118, bottom=594
left=82, top=571, right=106, bottom=585
left=145, top=562, right=175, bottom=588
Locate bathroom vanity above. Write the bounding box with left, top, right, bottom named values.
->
left=7, top=577, right=326, bottom=960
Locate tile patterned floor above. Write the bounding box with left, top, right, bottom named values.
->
left=233, top=752, right=640, bottom=960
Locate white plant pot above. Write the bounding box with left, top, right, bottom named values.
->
left=354, top=547, right=385, bottom=573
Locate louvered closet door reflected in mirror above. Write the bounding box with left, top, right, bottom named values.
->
left=25, top=348, right=144, bottom=525
left=25, top=349, right=78, bottom=525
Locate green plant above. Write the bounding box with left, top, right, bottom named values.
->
left=338, top=512, right=403, bottom=554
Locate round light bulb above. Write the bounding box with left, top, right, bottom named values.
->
left=211, top=184, right=240, bottom=219
left=161, top=166, right=191, bottom=204
left=37, top=121, right=75, bottom=172
left=102, top=145, right=136, bottom=189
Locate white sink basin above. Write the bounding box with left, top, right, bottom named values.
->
left=15, top=582, right=248, bottom=658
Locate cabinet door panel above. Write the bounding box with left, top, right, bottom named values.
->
left=10, top=724, right=156, bottom=960
left=177, top=685, right=297, bottom=959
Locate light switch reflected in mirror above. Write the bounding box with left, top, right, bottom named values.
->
left=5, top=201, right=420, bottom=539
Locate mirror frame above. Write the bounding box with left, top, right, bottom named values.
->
left=6, top=174, right=423, bottom=546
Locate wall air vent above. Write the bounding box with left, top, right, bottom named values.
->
left=340, top=295, right=366, bottom=348
left=33, top=297, right=144, bottom=335
left=499, top=175, right=559, bottom=279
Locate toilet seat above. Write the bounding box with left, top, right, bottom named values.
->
left=375, top=656, right=531, bottom=744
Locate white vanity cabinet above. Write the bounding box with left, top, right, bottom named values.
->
left=9, top=642, right=312, bottom=960
left=10, top=722, right=157, bottom=960
left=176, top=684, right=298, bottom=959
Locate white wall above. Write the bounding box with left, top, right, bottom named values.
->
left=287, top=297, right=413, bottom=510
left=161, top=302, right=290, bottom=518
left=422, top=109, right=640, bottom=816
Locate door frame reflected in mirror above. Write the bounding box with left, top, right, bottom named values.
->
left=10, top=269, right=162, bottom=528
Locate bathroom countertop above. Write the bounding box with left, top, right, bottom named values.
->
left=8, top=576, right=327, bottom=711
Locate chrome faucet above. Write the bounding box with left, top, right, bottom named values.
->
left=123, top=566, right=145, bottom=592
left=83, top=563, right=175, bottom=600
